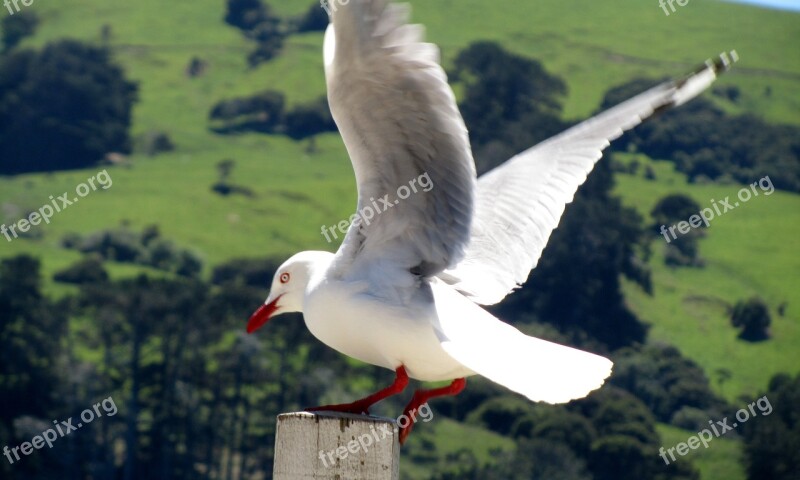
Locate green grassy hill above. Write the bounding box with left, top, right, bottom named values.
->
left=3, top=0, right=797, bottom=283
left=1, top=0, right=798, bottom=478
left=615, top=154, right=800, bottom=403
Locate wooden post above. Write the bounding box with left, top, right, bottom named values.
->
left=273, top=411, right=400, bottom=479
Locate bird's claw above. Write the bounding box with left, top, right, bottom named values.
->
left=398, top=423, right=412, bottom=444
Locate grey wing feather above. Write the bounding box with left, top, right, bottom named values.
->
left=326, top=0, right=476, bottom=282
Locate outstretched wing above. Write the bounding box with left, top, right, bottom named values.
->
left=440, top=51, right=738, bottom=305
left=325, top=0, right=476, bottom=284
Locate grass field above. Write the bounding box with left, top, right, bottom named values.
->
left=1, top=0, right=798, bottom=478
left=614, top=154, right=800, bottom=403
left=401, top=417, right=516, bottom=479
left=658, top=423, right=746, bottom=480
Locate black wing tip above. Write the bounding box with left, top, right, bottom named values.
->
left=674, top=50, right=739, bottom=91
left=653, top=50, right=739, bottom=116
left=700, top=50, right=740, bottom=76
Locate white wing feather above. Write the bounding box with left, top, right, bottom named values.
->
left=440, top=51, right=739, bottom=305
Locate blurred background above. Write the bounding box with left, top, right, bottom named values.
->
left=0, top=0, right=798, bottom=479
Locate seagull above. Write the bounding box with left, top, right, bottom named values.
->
left=246, top=0, right=737, bottom=443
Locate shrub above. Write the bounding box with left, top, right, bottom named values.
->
left=175, top=251, right=203, bottom=278
left=78, top=228, right=143, bottom=263
left=137, top=130, right=175, bottom=156
left=211, top=182, right=254, bottom=197
left=185, top=56, right=208, bottom=78
left=670, top=406, right=711, bottom=431
left=211, top=257, right=282, bottom=287
left=284, top=97, right=337, bottom=139
left=1, top=10, right=38, bottom=51
left=731, top=297, right=771, bottom=341
left=464, top=396, right=533, bottom=436
left=209, top=90, right=285, bottom=133
left=62, top=227, right=202, bottom=278
left=53, top=257, right=109, bottom=285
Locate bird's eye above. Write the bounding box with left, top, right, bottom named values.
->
left=279, top=273, right=290, bottom=284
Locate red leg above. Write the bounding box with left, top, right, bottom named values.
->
left=305, top=366, right=409, bottom=415
left=398, top=377, right=466, bottom=444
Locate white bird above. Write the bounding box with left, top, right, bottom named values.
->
left=246, top=0, right=737, bottom=443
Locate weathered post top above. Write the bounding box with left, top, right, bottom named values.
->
left=273, top=411, right=400, bottom=479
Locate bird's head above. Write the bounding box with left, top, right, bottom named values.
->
left=246, top=251, right=333, bottom=334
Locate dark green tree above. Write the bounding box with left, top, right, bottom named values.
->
left=512, top=407, right=597, bottom=458
left=493, top=439, right=593, bottom=480
left=610, top=344, right=727, bottom=423
left=464, top=396, right=533, bottom=436
left=651, top=194, right=702, bottom=227
left=0, top=40, right=138, bottom=174
left=452, top=41, right=568, bottom=174
left=224, top=0, right=285, bottom=66
left=76, top=276, right=227, bottom=479
left=247, top=17, right=285, bottom=66
left=209, top=90, right=285, bottom=133
left=224, top=0, right=271, bottom=31
left=652, top=193, right=705, bottom=267
left=296, top=1, right=330, bottom=32
left=0, top=256, right=65, bottom=479
left=577, top=388, right=699, bottom=480
left=53, top=256, right=109, bottom=285
left=453, top=41, right=566, bottom=147
left=742, top=373, right=800, bottom=480
left=1, top=10, right=39, bottom=51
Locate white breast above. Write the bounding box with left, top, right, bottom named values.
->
left=303, top=276, right=474, bottom=381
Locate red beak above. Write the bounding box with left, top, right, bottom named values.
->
left=246, top=296, right=282, bottom=334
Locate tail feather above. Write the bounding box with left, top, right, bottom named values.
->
left=440, top=330, right=613, bottom=404
left=433, top=282, right=612, bottom=403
